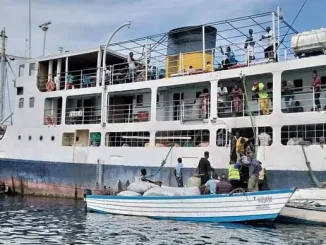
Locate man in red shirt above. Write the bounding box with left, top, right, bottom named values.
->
left=311, top=70, right=321, bottom=111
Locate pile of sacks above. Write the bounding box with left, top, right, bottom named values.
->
left=117, top=181, right=200, bottom=197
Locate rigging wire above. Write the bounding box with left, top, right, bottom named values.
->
left=276, top=0, right=308, bottom=52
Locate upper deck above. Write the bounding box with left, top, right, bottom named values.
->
left=16, top=9, right=297, bottom=92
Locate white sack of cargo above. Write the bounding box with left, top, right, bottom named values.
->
left=187, top=176, right=201, bottom=187
left=143, top=186, right=200, bottom=197
left=183, top=186, right=200, bottom=196
left=117, top=190, right=142, bottom=196
left=143, top=187, right=177, bottom=197
left=291, top=28, right=326, bottom=55
left=127, top=181, right=158, bottom=194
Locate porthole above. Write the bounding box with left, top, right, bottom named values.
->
left=51, top=136, right=55, bottom=141
left=39, top=136, right=43, bottom=141
left=28, top=136, right=32, bottom=141
left=18, top=135, right=21, bottom=140
left=76, top=136, right=79, bottom=142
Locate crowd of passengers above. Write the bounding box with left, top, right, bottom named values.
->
left=141, top=131, right=268, bottom=194
left=197, top=80, right=272, bottom=118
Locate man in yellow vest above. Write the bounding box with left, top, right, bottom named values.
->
left=228, top=161, right=241, bottom=190
left=252, top=81, right=270, bottom=115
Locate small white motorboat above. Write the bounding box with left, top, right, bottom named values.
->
left=86, top=189, right=294, bottom=223
left=278, top=201, right=326, bottom=225
left=290, top=188, right=326, bottom=205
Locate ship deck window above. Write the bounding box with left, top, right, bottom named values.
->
left=29, top=63, right=36, bottom=76
left=108, top=90, right=151, bottom=124
left=217, top=73, right=273, bottom=118
left=18, top=98, right=24, bottom=108
left=44, top=97, right=62, bottom=125
left=281, top=124, right=326, bottom=145
left=282, top=67, right=326, bottom=113
left=29, top=97, right=35, bottom=108
left=105, top=132, right=150, bottom=147
left=155, top=130, right=209, bottom=147
left=66, top=94, right=101, bottom=125
left=90, top=132, right=101, bottom=146
left=17, top=87, right=24, bottom=95
left=62, top=133, right=75, bottom=146
left=18, top=64, right=25, bottom=77
left=157, top=82, right=210, bottom=122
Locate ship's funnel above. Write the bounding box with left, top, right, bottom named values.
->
left=165, top=25, right=217, bottom=77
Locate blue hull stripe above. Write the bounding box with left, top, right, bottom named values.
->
left=86, top=189, right=293, bottom=200
left=87, top=207, right=277, bottom=222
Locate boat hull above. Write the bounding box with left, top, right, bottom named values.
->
left=279, top=205, right=326, bottom=225
left=86, top=189, right=294, bottom=223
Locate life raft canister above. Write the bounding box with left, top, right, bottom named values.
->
left=46, top=80, right=56, bottom=92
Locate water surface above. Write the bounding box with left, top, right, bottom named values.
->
left=0, top=196, right=325, bottom=245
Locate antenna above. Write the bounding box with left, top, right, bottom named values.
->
left=28, top=0, right=31, bottom=58
left=39, top=21, right=51, bottom=56
left=0, top=28, right=8, bottom=122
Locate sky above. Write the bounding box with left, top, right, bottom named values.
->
left=0, top=0, right=326, bottom=116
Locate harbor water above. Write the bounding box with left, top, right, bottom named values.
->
left=0, top=196, right=325, bottom=245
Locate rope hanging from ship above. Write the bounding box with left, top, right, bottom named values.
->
left=147, top=145, right=174, bottom=178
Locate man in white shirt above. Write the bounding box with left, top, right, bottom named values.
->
left=260, top=27, right=277, bottom=61
left=258, top=132, right=271, bottom=146
left=217, top=83, right=228, bottom=112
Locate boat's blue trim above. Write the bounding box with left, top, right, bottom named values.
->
left=278, top=216, right=326, bottom=226
left=87, top=207, right=277, bottom=222
left=86, top=189, right=293, bottom=200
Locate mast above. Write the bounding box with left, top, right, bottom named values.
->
left=0, top=28, right=7, bottom=122
left=28, top=0, right=31, bottom=58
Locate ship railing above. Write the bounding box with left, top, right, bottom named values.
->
left=156, top=97, right=210, bottom=122
left=37, top=67, right=98, bottom=92
left=281, top=85, right=326, bottom=113
left=43, top=109, right=62, bottom=125
left=107, top=103, right=151, bottom=123
left=216, top=93, right=273, bottom=118
left=65, top=105, right=101, bottom=125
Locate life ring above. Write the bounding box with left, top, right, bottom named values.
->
left=46, top=80, right=56, bottom=92
left=46, top=115, right=53, bottom=125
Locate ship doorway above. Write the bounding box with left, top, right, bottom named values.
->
left=173, top=92, right=184, bottom=120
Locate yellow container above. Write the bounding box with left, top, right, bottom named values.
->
left=165, top=51, right=213, bottom=78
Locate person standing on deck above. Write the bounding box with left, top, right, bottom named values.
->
left=252, top=81, right=270, bottom=115
left=236, top=136, right=248, bottom=162
left=228, top=161, right=241, bottom=190
left=244, top=29, right=255, bottom=63
left=259, top=27, right=277, bottom=61
left=217, top=83, right=228, bottom=113
left=174, top=157, right=184, bottom=187
left=281, top=80, right=295, bottom=112
left=229, top=131, right=238, bottom=163
left=231, top=84, right=243, bottom=116
left=196, top=151, right=214, bottom=185
left=199, top=88, right=210, bottom=119
left=127, top=52, right=136, bottom=82
left=238, top=159, right=262, bottom=192
left=311, top=70, right=321, bottom=111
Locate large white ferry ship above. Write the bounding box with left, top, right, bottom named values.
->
left=0, top=8, right=325, bottom=197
